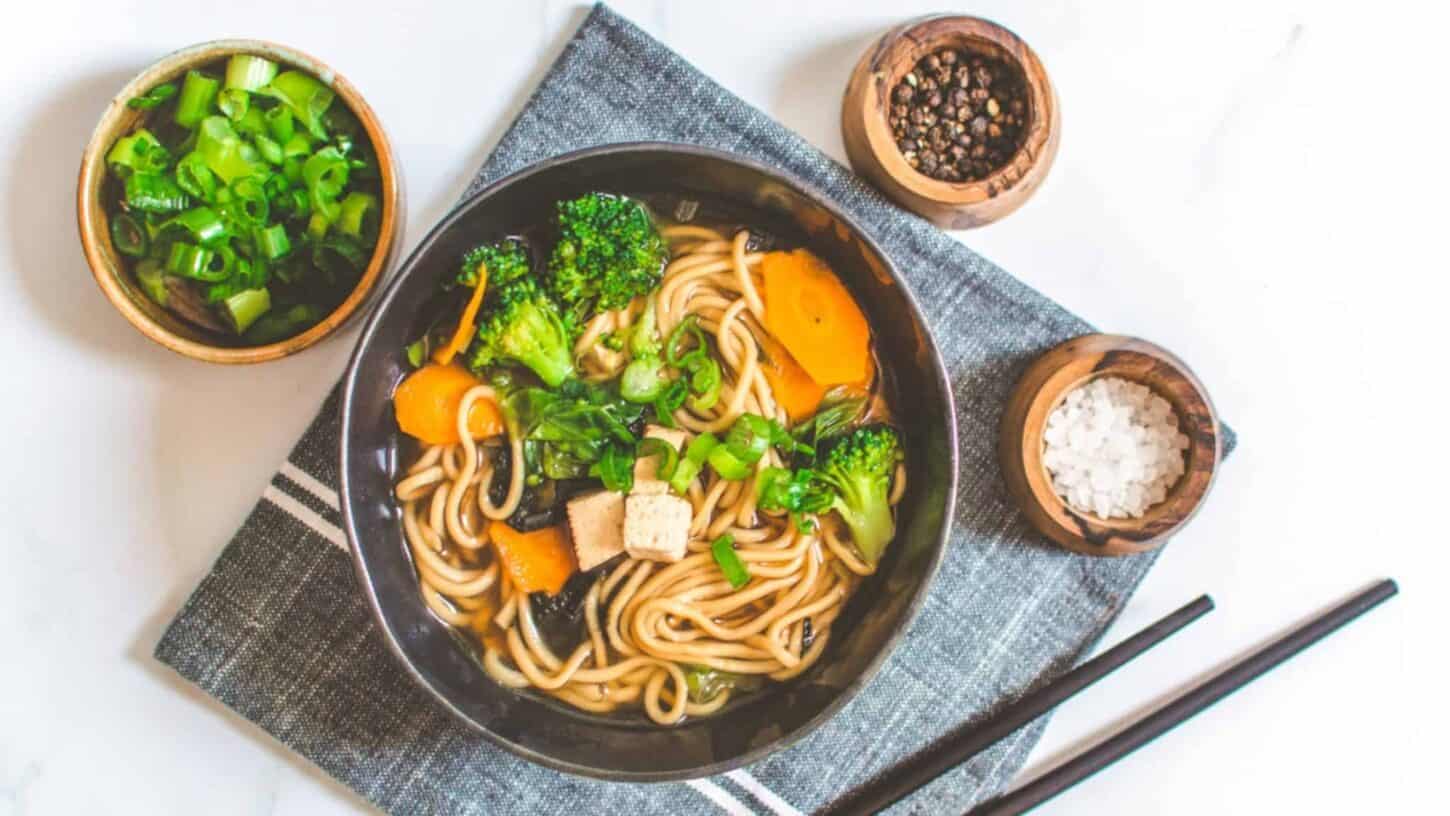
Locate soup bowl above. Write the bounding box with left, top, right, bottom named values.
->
left=339, top=143, right=956, bottom=780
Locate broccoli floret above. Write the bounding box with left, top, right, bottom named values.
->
left=618, top=292, right=668, bottom=402
left=816, top=426, right=902, bottom=565
left=546, top=193, right=666, bottom=326
left=467, top=276, right=575, bottom=388
left=460, top=238, right=531, bottom=288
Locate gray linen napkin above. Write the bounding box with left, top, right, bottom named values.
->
left=156, top=5, right=1234, bottom=814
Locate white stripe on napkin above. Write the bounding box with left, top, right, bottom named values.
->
left=687, top=780, right=755, bottom=815
left=266, top=462, right=794, bottom=816
left=262, top=484, right=347, bottom=551
left=727, top=771, right=803, bottom=816
left=280, top=460, right=341, bottom=510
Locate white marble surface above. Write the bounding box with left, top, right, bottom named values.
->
left=1, top=1, right=1443, bottom=813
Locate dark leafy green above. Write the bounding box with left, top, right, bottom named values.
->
left=503, top=380, right=644, bottom=482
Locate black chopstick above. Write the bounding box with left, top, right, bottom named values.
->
left=966, top=578, right=1399, bottom=816
left=824, top=595, right=1214, bottom=816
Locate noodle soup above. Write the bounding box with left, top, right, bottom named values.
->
left=389, top=192, right=905, bottom=725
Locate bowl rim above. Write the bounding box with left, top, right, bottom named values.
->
left=338, top=141, right=959, bottom=780
left=76, top=37, right=402, bottom=364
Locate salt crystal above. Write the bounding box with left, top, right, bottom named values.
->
left=1041, top=376, right=1188, bottom=519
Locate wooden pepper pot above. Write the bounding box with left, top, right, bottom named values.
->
left=842, top=15, right=1060, bottom=229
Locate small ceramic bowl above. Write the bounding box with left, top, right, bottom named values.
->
left=841, top=14, right=1060, bottom=229
left=999, top=334, right=1221, bottom=556
left=77, top=39, right=402, bottom=364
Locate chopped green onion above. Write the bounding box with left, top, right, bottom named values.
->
left=195, top=116, right=265, bottom=183
left=724, top=414, right=772, bottom=466
left=596, top=441, right=636, bottom=493
left=127, top=83, right=177, bottom=110
left=216, top=88, right=249, bottom=121
left=707, top=445, right=753, bottom=481
left=245, top=303, right=318, bottom=344
left=264, top=106, right=295, bottom=143
left=637, top=437, right=680, bottom=482
left=336, top=191, right=376, bottom=239
left=134, top=141, right=172, bottom=174
left=110, top=213, right=148, bottom=257
left=173, top=152, right=217, bottom=201
left=255, top=224, right=291, bottom=259
left=224, top=54, right=278, bottom=91
left=303, top=146, right=349, bottom=217
left=174, top=70, right=220, bottom=128
left=405, top=338, right=428, bottom=368
left=666, top=315, right=708, bottom=366
left=307, top=210, right=331, bottom=239
left=688, top=357, right=722, bottom=410
left=165, top=242, right=221, bottom=281
left=134, top=258, right=168, bottom=306
left=711, top=535, right=750, bottom=589
left=260, top=70, right=335, bottom=139
left=123, top=172, right=190, bottom=213
left=106, top=130, right=163, bottom=176
left=253, top=133, right=283, bottom=164
left=161, top=206, right=228, bottom=246
left=669, top=432, right=719, bottom=494
left=281, top=133, right=312, bottom=159
left=683, top=666, right=761, bottom=703
left=277, top=187, right=309, bottom=217
left=233, top=106, right=268, bottom=138
left=221, top=287, right=271, bottom=333
left=226, top=177, right=269, bottom=226
left=653, top=379, right=687, bottom=428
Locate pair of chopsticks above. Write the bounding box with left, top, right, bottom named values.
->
left=826, top=578, right=1398, bottom=815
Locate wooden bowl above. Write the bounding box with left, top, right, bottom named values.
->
left=77, top=39, right=403, bottom=364
left=999, top=334, right=1221, bottom=556
left=841, top=15, right=1060, bottom=229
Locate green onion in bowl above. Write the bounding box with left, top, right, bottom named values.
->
left=100, top=52, right=382, bottom=345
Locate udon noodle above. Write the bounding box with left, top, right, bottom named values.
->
left=394, top=226, right=904, bottom=724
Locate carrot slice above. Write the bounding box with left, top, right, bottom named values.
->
left=757, top=329, right=827, bottom=422
left=434, top=262, right=489, bottom=366
left=489, top=521, right=576, bottom=596
left=761, top=249, right=871, bottom=385
left=393, top=363, right=505, bottom=446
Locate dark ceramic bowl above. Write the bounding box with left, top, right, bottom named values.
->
left=339, top=143, right=957, bottom=780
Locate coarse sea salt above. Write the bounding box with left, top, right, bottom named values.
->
left=1041, top=376, right=1189, bottom=519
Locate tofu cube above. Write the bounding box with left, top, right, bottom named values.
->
left=632, top=424, right=689, bottom=495
left=623, top=493, right=692, bottom=563
left=565, top=490, right=626, bottom=572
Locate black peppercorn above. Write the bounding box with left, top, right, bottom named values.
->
left=888, top=47, right=1029, bottom=183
